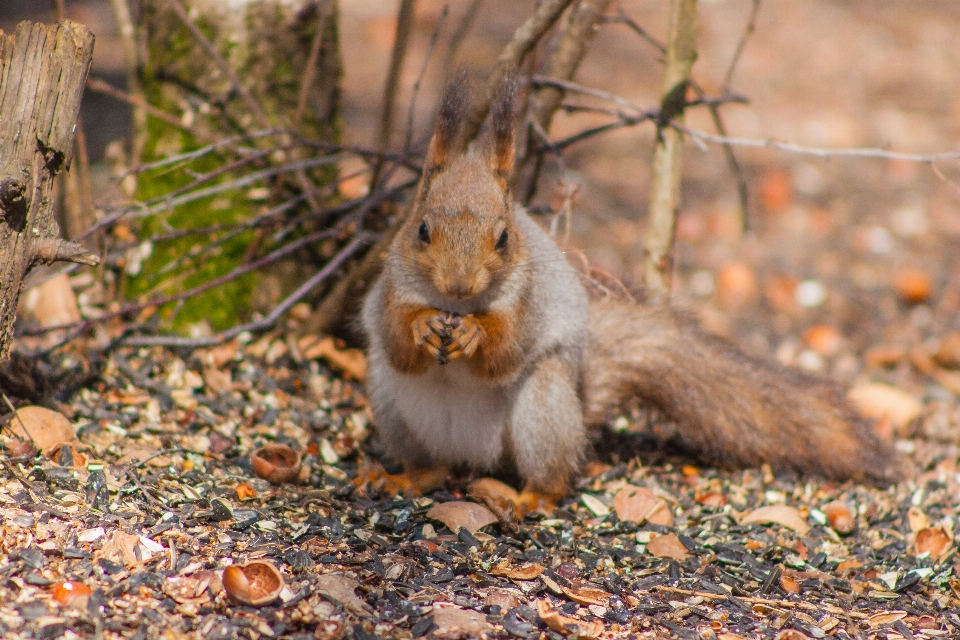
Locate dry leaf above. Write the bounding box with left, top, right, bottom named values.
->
left=934, top=333, right=960, bottom=368
left=315, top=573, right=369, bottom=614
left=299, top=335, right=367, bottom=381
left=867, top=610, right=907, bottom=627
left=561, top=584, right=610, bottom=607
left=491, top=561, right=544, bottom=581
left=907, top=506, right=929, bottom=533
left=646, top=533, right=690, bottom=561
left=848, top=382, right=922, bottom=429
left=803, top=324, right=844, bottom=357
left=893, top=267, right=932, bottom=304
left=432, top=605, right=490, bottom=639
left=613, top=485, right=673, bottom=526
left=741, top=505, right=810, bottom=535
left=696, top=491, right=727, bottom=508
left=483, top=589, right=522, bottom=611
left=536, top=599, right=603, bottom=639
left=718, top=262, right=759, bottom=309
left=99, top=530, right=143, bottom=568
left=8, top=406, right=76, bottom=454
left=427, top=501, right=498, bottom=535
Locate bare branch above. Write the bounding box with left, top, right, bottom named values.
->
left=643, top=0, right=698, bottom=303
left=723, top=0, right=761, bottom=89
left=371, top=0, right=418, bottom=186
left=460, top=0, right=577, bottom=145
left=294, top=0, right=336, bottom=130
left=677, top=125, right=960, bottom=163
left=404, top=5, right=449, bottom=153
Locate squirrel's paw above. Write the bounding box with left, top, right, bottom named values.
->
left=442, top=314, right=484, bottom=361
left=411, top=312, right=450, bottom=364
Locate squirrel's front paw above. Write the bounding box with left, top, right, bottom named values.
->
left=411, top=312, right=451, bottom=364
left=443, top=314, right=484, bottom=361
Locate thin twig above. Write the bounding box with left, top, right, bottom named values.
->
left=371, top=0, right=418, bottom=187
left=440, top=0, right=483, bottom=86
left=676, top=125, right=960, bottom=163
left=460, top=0, right=577, bottom=145
left=167, top=0, right=272, bottom=130
left=722, top=0, right=762, bottom=89
left=294, top=0, right=335, bottom=129
left=122, top=233, right=372, bottom=348
left=404, top=5, right=449, bottom=154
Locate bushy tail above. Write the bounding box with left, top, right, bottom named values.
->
left=583, top=299, right=900, bottom=484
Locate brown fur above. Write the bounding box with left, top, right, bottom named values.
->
left=361, top=72, right=901, bottom=503
left=583, top=299, right=901, bottom=483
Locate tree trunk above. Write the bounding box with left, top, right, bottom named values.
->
left=643, top=0, right=697, bottom=303
left=0, top=20, right=99, bottom=362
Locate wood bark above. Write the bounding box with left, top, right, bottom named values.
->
left=0, top=20, right=99, bottom=362
left=643, top=0, right=697, bottom=303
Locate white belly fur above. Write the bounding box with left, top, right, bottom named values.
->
left=385, top=360, right=511, bottom=470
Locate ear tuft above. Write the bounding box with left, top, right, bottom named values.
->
left=423, top=69, right=470, bottom=180
left=489, top=72, right=518, bottom=189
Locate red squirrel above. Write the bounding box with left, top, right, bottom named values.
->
left=360, top=72, right=899, bottom=508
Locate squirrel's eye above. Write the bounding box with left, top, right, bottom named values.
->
left=418, top=221, right=430, bottom=244
left=496, top=228, right=508, bottom=250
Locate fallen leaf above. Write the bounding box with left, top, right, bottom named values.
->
left=561, top=584, right=610, bottom=607
left=934, top=333, right=960, bottom=368
left=427, top=501, right=497, bottom=534
left=432, top=605, right=490, bottom=639
left=314, top=573, right=370, bottom=614
left=759, top=167, right=793, bottom=212
left=695, top=491, right=727, bottom=508
left=848, top=382, right=923, bottom=429
left=646, top=533, right=690, bottom=561
left=536, top=599, right=603, bottom=638
left=613, top=485, right=673, bottom=526
left=299, top=335, right=367, bottom=381
left=483, top=588, right=522, bottom=611
left=718, top=263, right=759, bottom=309
left=491, top=561, right=544, bottom=581
left=867, top=610, right=907, bottom=627
left=864, top=344, right=907, bottom=367
left=741, top=505, right=810, bottom=535
left=803, top=324, right=844, bottom=357
left=907, top=506, right=929, bottom=533
left=8, top=406, right=76, bottom=454
left=893, top=267, right=932, bottom=304
left=780, top=575, right=801, bottom=594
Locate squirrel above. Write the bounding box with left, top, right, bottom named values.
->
left=360, top=72, right=900, bottom=508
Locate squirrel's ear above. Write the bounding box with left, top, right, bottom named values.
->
left=421, top=69, right=470, bottom=193
left=488, top=73, right=517, bottom=191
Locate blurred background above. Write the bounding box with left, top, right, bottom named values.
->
left=5, top=0, right=960, bottom=388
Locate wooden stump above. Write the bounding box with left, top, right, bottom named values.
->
left=0, top=20, right=99, bottom=362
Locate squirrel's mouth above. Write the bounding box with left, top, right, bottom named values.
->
left=435, top=273, right=488, bottom=300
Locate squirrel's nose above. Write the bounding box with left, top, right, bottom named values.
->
left=442, top=277, right=476, bottom=300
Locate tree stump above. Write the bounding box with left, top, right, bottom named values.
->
left=0, top=20, right=99, bottom=362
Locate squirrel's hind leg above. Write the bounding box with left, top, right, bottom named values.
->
left=506, top=353, right=586, bottom=507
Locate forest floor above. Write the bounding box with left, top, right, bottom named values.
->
left=2, top=1, right=960, bottom=639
